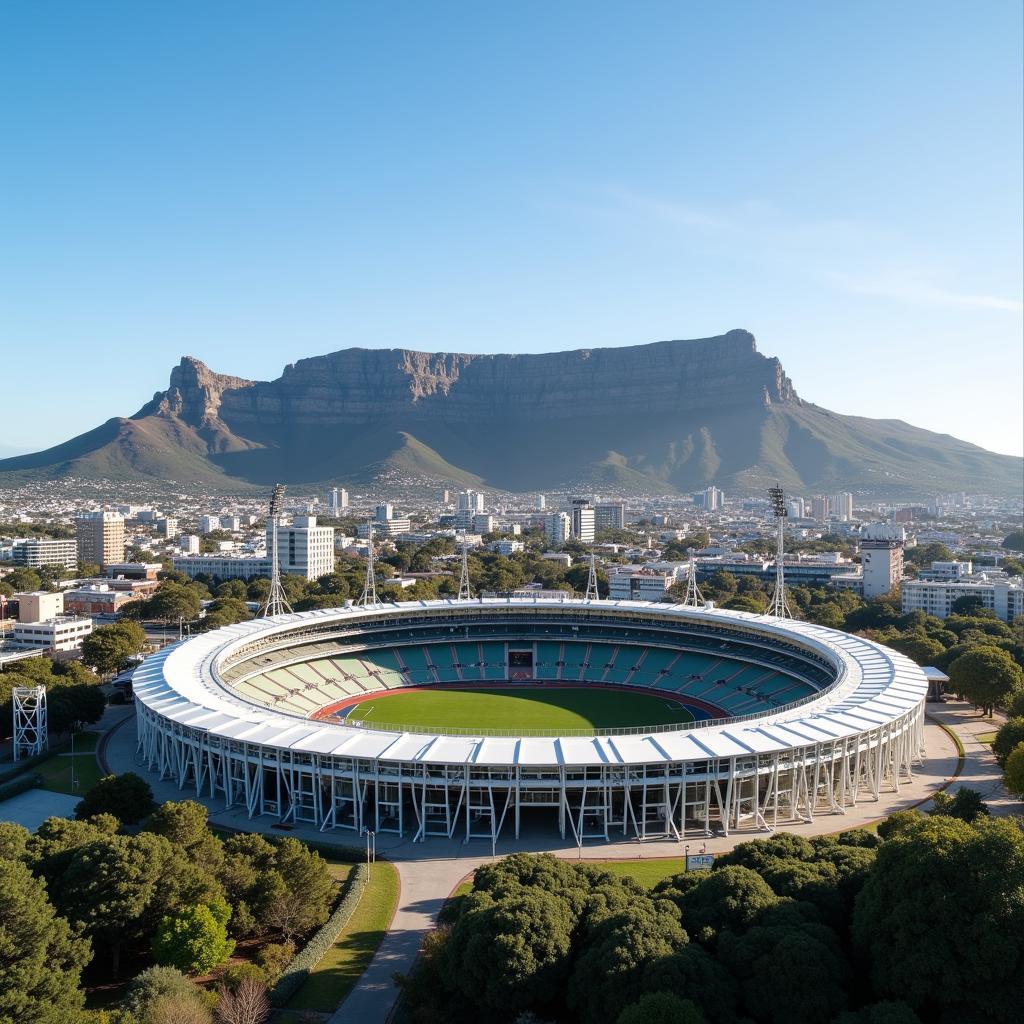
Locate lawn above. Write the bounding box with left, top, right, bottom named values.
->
left=284, top=859, right=400, bottom=1013
left=32, top=732, right=103, bottom=795
left=345, top=686, right=694, bottom=733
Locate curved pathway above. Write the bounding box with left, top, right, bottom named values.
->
left=95, top=701, right=1020, bottom=1024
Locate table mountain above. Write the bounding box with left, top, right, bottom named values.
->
left=2, top=330, right=1019, bottom=496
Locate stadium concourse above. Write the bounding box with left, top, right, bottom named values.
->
left=129, top=598, right=930, bottom=846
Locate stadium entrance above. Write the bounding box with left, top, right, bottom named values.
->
left=508, top=647, right=534, bottom=679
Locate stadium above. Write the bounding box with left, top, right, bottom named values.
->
left=131, top=598, right=928, bottom=846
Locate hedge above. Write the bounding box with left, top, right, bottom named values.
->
left=0, top=741, right=71, bottom=784
left=0, top=772, right=43, bottom=801
left=269, top=862, right=369, bottom=1006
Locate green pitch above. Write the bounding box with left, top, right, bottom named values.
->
left=342, top=686, right=694, bottom=733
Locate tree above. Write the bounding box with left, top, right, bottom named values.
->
left=948, top=645, right=1024, bottom=715
left=215, top=975, right=269, bottom=1024
left=1002, top=530, right=1024, bottom=552
left=48, top=684, right=107, bottom=734
left=927, top=787, right=988, bottom=822
left=833, top=1001, right=922, bottom=1024
left=0, top=857, right=91, bottom=1024
left=122, top=965, right=207, bottom=1020
left=146, top=801, right=224, bottom=874
left=148, top=582, right=203, bottom=623
left=677, top=866, right=780, bottom=940
left=81, top=621, right=147, bottom=676
left=617, top=992, right=705, bottom=1024
left=75, top=772, right=156, bottom=824
left=1004, top=742, right=1024, bottom=798
left=993, top=716, right=1024, bottom=767
left=853, top=816, right=1024, bottom=1022
left=153, top=896, right=236, bottom=975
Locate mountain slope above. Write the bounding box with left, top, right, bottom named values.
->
left=2, top=331, right=1019, bottom=496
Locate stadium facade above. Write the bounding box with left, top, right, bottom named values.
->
left=131, top=599, right=928, bottom=845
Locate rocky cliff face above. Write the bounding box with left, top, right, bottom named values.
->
left=1, top=330, right=1018, bottom=496
left=206, top=329, right=795, bottom=434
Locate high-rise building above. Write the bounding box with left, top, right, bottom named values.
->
left=458, top=490, right=485, bottom=513
left=266, top=516, right=335, bottom=579
left=326, top=487, right=349, bottom=514
left=594, top=503, right=625, bottom=532
left=179, top=534, right=201, bottom=554
left=535, top=494, right=547, bottom=511
left=197, top=515, right=220, bottom=534
left=787, top=498, right=807, bottom=519
left=375, top=503, right=394, bottom=522
left=76, top=511, right=125, bottom=568
left=544, top=512, right=572, bottom=546
left=861, top=538, right=904, bottom=598
left=831, top=492, right=854, bottom=522
left=811, top=496, right=830, bottom=522
left=570, top=499, right=595, bottom=543
left=694, top=486, right=724, bottom=511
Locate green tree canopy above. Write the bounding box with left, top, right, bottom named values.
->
left=153, top=895, right=235, bottom=975
left=992, top=716, right=1024, bottom=767
left=0, top=856, right=91, bottom=1024
left=948, top=645, right=1024, bottom=714
left=1003, top=742, right=1024, bottom=798
left=74, top=772, right=156, bottom=824
left=617, top=992, right=706, bottom=1024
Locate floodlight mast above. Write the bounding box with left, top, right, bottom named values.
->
left=683, top=554, right=705, bottom=608
left=457, top=534, right=473, bottom=600
left=584, top=551, right=600, bottom=601
left=767, top=484, right=792, bottom=618
left=358, top=522, right=380, bottom=607
left=12, top=685, right=47, bottom=760
left=261, top=484, right=293, bottom=617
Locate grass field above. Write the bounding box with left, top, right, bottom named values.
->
left=284, top=859, right=400, bottom=1013
left=343, top=686, right=694, bottom=733
left=33, top=732, right=102, bottom=795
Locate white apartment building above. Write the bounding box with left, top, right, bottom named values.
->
left=220, top=516, right=241, bottom=531
left=860, top=538, right=904, bottom=598
left=156, top=517, right=178, bottom=537
left=535, top=494, right=547, bottom=511
left=197, top=515, right=220, bottom=534
left=569, top=500, right=595, bottom=543
left=8, top=537, right=78, bottom=570
left=458, top=490, right=486, bottom=513
left=901, top=577, right=1024, bottom=623
left=179, top=534, right=201, bottom=554
left=489, top=539, right=525, bottom=556
left=544, top=512, right=572, bottom=546
left=918, top=561, right=973, bottom=581
left=12, top=615, right=92, bottom=652
left=608, top=566, right=673, bottom=602
left=172, top=554, right=271, bottom=580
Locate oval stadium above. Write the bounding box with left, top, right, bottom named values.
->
left=130, top=599, right=928, bottom=846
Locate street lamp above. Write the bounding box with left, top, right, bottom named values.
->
left=70, top=720, right=81, bottom=791
left=360, top=826, right=375, bottom=877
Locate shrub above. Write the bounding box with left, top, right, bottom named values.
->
left=0, top=772, right=42, bottom=801
left=269, top=863, right=368, bottom=1006
left=122, top=965, right=204, bottom=1019
left=220, top=961, right=268, bottom=989
left=993, top=716, right=1024, bottom=767
left=153, top=896, right=236, bottom=975
left=255, top=940, right=295, bottom=984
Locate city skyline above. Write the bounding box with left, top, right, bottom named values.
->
left=1, top=2, right=1021, bottom=456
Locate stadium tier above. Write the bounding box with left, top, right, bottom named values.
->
left=133, top=599, right=928, bottom=846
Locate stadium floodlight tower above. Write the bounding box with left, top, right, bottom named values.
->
left=767, top=484, right=792, bottom=618
left=457, top=534, right=473, bottom=601
left=683, top=554, right=705, bottom=608
left=584, top=551, right=600, bottom=601
left=12, top=685, right=47, bottom=761
left=261, top=484, right=293, bottom=617
left=357, top=522, right=380, bottom=607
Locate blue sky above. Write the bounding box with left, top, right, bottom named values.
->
left=2, top=1, right=1022, bottom=458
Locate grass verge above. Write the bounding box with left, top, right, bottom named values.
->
left=284, top=859, right=400, bottom=1013
left=33, top=732, right=102, bottom=795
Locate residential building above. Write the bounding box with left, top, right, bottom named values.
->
left=811, top=496, right=829, bottom=522
left=8, top=537, right=78, bottom=570
left=901, top=577, right=1024, bottom=623
left=14, top=591, right=64, bottom=622
left=12, top=615, right=92, bottom=652
left=473, top=514, right=495, bottom=534
left=861, top=538, right=904, bottom=598
left=156, top=517, right=178, bottom=537
left=75, top=511, right=125, bottom=568
left=197, top=515, right=220, bottom=534
left=375, top=503, right=394, bottom=522
left=917, top=560, right=973, bottom=582
left=831, top=492, right=854, bottom=522
left=179, top=534, right=201, bottom=554
left=787, top=498, right=807, bottom=519
left=326, top=487, right=348, bottom=514
left=457, top=490, right=485, bottom=513
left=489, top=539, right=525, bottom=556
left=694, top=486, right=724, bottom=511
left=595, top=503, right=626, bottom=532
left=535, top=494, right=547, bottom=511
left=544, top=512, right=572, bottom=546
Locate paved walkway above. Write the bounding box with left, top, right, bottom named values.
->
left=0, top=789, right=80, bottom=830
left=96, top=702, right=1021, bottom=1024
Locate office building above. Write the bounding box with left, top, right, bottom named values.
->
left=220, top=516, right=241, bottom=532
left=12, top=615, right=92, bottom=652
left=570, top=499, right=595, bottom=543
left=607, top=566, right=673, bottom=602
left=544, top=512, right=572, bottom=546
left=535, top=494, right=547, bottom=511
left=8, top=537, right=78, bottom=570
left=375, top=503, right=394, bottom=522
left=76, top=510, right=125, bottom=568
left=917, top=561, right=973, bottom=582
left=490, top=539, right=525, bottom=556
left=172, top=554, right=272, bottom=581
left=595, top=502, right=626, bottom=532
left=326, top=488, right=349, bottom=514
left=694, top=486, right=724, bottom=512
left=902, top=577, right=1024, bottom=623
left=269, top=516, right=335, bottom=579
left=861, top=538, right=904, bottom=598
left=156, top=517, right=178, bottom=538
